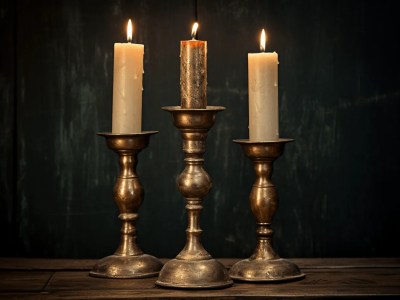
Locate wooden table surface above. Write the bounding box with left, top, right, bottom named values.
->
left=0, top=257, right=399, bottom=299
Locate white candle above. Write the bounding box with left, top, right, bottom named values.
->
left=112, top=19, right=144, bottom=133
left=248, top=29, right=279, bottom=141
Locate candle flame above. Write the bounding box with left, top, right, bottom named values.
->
left=191, top=22, right=199, bottom=39
left=127, top=19, right=133, bottom=42
left=260, top=29, right=266, bottom=52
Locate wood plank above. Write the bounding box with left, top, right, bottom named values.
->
left=0, top=293, right=46, bottom=300
left=290, top=257, right=400, bottom=269
left=42, top=272, right=400, bottom=299
left=43, top=268, right=400, bottom=297
left=2, top=257, right=400, bottom=270
left=0, top=270, right=52, bottom=292
left=222, top=257, right=400, bottom=270
left=1, top=258, right=400, bottom=298
left=46, top=271, right=158, bottom=291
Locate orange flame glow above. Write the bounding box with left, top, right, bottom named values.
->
left=191, top=22, right=199, bottom=39
left=260, top=29, right=266, bottom=52
left=127, top=19, right=133, bottom=42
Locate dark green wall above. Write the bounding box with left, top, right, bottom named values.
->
left=1, top=0, right=399, bottom=259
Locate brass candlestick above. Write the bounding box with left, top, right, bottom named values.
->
left=229, top=139, right=305, bottom=282
left=156, top=106, right=233, bottom=289
left=90, top=132, right=163, bottom=279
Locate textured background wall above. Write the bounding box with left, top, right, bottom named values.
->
left=1, top=0, right=399, bottom=259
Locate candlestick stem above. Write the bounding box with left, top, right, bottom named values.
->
left=229, top=139, right=305, bottom=282
left=90, top=132, right=163, bottom=279
left=156, top=106, right=233, bottom=289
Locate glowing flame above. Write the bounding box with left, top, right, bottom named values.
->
left=260, top=29, right=266, bottom=52
left=191, top=22, right=199, bottom=39
left=127, top=19, right=133, bottom=42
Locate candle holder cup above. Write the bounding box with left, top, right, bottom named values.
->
left=155, top=106, right=233, bottom=289
left=229, top=139, right=305, bottom=282
left=90, top=131, right=163, bottom=279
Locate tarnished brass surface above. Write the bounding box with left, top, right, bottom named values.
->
left=90, top=131, right=163, bottom=279
left=89, top=254, right=162, bottom=279
left=229, top=139, right=305, bottom=282
left=156, top=107, right=233, bottom=289
left=156, top=259, right=232, bottom=289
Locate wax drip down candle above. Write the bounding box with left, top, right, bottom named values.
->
left=248, top=29, right=279, bottom=141
left=112, top=19, right=144, bottom=133
left=180, top=22, right=207, bottom=108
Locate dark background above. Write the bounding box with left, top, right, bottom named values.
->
left=1, top=0, right=399, bottom=259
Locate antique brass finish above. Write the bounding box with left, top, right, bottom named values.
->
left=156, top=106, right=233, bottom=289
left=229, top=139, right=305, bottom=282
left=90, top=132, right=163, bottom=279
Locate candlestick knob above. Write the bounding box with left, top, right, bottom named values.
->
left=229, top=139, right=305, bottom=282
left=90, top=131, right=163, bottom=279
left=156, top=106, right=233, bottom=289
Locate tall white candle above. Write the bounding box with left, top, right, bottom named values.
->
left=112, top=19, right=144, bottom=133
left=248, top=29, right=279, bottom=141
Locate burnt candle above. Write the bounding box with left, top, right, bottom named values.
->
left=180, top=22, right=207, bottom=108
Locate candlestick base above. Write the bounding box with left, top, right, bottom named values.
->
left=229, top=258, right=304, bottom=282
left=155, top=106, right=233, bottom=289
left=228, top=139, right=305, bottom=282
left=90, top=254, right=163, bottom=279
left=90, top=132, right=163, bottom=279
left=156, top=258, right=232, bottom=289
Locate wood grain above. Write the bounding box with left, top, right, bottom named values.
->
left=0, top=258, right=399, bottom=299
left=0, top=270, right=52, bottom=292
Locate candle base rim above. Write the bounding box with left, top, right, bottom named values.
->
left=97, top=131, right=159, bottom=137
left=162, top=105, right=225, bottom=112
left=233, top=138, right=294, bottom=144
